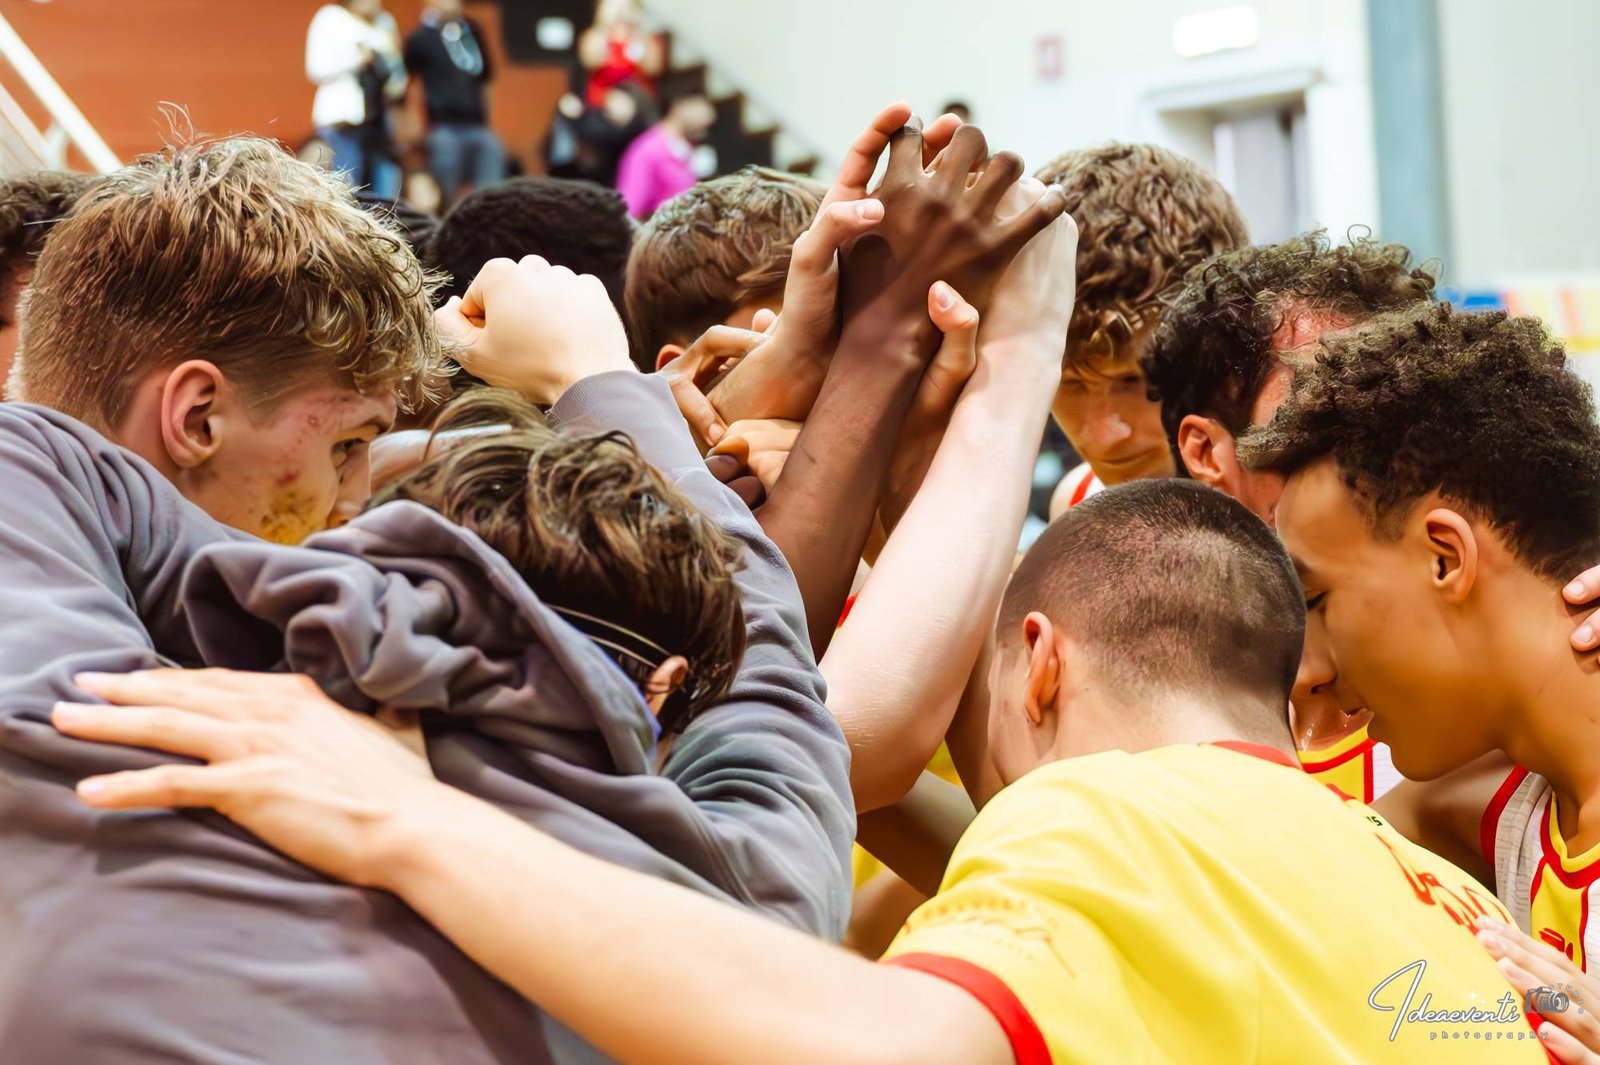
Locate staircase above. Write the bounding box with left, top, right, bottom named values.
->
left=492, top=0, right=820, bottom=178
left=0, top=11, right=117, bottom=176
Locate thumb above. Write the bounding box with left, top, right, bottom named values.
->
left=927, top=281, right=980, bottom=380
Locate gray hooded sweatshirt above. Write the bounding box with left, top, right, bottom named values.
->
left=0, top=372, right=853, bottom=1064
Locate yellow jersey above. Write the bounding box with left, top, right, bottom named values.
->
left=1484, top=766, right=1600, bottom=973
left=883, top=743, right=1554, bottom=1064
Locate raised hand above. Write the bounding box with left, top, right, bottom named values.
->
left=839, top=122, right=1066, bottom=344
left=703, top=102, right=966, bottom=428
left=436, top=254, right=634, bottom=406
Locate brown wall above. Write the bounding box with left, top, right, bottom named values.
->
left=0, top=0, right=564, bottom=173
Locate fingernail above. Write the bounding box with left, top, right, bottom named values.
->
left=856, top=200, right=884, bottom=220
left=1568, top=580, right=1586, bottom=598
left=933, top=282, right=956, bottom=310
left=77, top=778, right=108, bottom=799
left=1578, top=625, right=1594, bottom=645
left=52, top=702, right=89, bottom=725
left=707, top=423, right=725, bottom=444
left=72, top=672, right=112, bottom=686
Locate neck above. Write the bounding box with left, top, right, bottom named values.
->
left=1484, top=567, right=1600, bottom=845
left=1050, top=685, right=1295, bottom=765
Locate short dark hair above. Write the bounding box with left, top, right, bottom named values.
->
left=1035, top=143, right=1247, bottom=367
left=427, top=177, right=633, bottom=308
left=999, top=479, right=1304, bottom=722
left=1240, top=302, right=1600, bottom=583
left=0, top=170, right=101, bottom=274
left=1143, top=230, right=1437, bottom=458
left=624, top=165, right=822, bottom=366
left=374, top=389, right=746, bottom=731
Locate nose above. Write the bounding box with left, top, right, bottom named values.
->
left=1290, top=612, right=1366, bottom=745
left=327, top=458, right=373, bottom=530
left=1081, top=397, right=1134, bottom=453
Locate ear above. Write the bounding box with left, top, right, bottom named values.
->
left=1176, top=414, right=1235, bottom=488
left=644, top=654, right=689, bottom=715
left=158, top=360, right=227, bottom=470
left=1021, top=611, right=1063, bottom=727
left=654, top=343, right=685, bottom=372
left=1421, top=508, right=1478, bottom=604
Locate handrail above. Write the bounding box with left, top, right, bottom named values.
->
left=0, top=11, right=117, bottom=173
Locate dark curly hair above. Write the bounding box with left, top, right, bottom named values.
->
left=0, top=170, right=100, bottom=272
left=1035, top=143, right=1248, bottom=365
left=427, top=177, right=633, bottom=308
left=1142, top=231, right=1436, bottom=460
left=1239, top=302, right=1600, bottom=583
left=374, top=389, right=746, bottom=731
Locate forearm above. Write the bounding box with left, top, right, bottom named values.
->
left=386, top=787, right=981, bottom=1065
left=854, top=772, right=976, bottom=895
left=825, top=349, right=1058, bottom=809
left=757, top=314, right=925, bottom=654
left=945, top=634, right=1005, bottom=808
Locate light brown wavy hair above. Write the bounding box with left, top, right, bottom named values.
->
left=1036, top=143, right=1248, bottom=367
left=11, top=136, right=445, bottom=426
left=625, top=165, right=823, bottom=367
left=375, top=389, right=746, bottom=730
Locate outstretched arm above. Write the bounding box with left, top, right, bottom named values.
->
left=755, top=120, right=1064, bottom=653
left=57, top=671, right=1012, bottom=1065
left=821, top=204, right=1076, bottom=811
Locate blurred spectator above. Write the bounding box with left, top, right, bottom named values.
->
left=0, top=171, right=100, bottom=389
left=561, top=83, right=653, bottom=188
left=615, top=91, right=715, bottom=219
left=306, top=0, right=405, bottom=197
left=579, top=0, right=661, bottom=107
left=404, top=0, right=505, bottom=207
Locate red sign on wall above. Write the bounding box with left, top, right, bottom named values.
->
left=1037, top=35, right=1063, bottom=81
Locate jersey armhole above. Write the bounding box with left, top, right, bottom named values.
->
left=885, top=953, right=1052, bottom=1065
left=1480, top=766, right=1530, bottom=873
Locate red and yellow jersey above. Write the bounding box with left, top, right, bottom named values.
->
left=1485, top=767, right=1600, bottom=972
left=1298, top=723, right=1403, bottom=803
left=884, top=743, right=1553, bottom=1064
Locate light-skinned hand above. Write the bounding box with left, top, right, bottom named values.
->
left=55, top=669, right=453, bottom=891
left=1477, top=916, right=1600, bottom=1062
left=436, top=254, right=633, bottom=406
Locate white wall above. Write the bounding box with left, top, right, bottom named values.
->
left=1436, top=0, right=1600, bottom=286
left=648, top=0, right=1380, bottom=240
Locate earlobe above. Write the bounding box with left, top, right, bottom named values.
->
left=158, top=360, right=226, bottom=470
left=654, top=344, right=685, bottom=372
left=1022, top=612, right=1062, bottom=727
left=1177, top=414, right=1232, bottom=488
left=1422, top=508, right=1478, bottom=604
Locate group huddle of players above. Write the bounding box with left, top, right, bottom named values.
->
left=0, top=99, right=1598, bottom=1064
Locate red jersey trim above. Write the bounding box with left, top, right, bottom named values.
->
left=1480, top=766, right=1530, bottom=872
left=1298, top=737, right=1375, bottom=773
left=1210, top=741, right=1301, bottom=771
left=885, top=953, right=1051, bottom=1065
left=1068, top=469, right=1096, bottom=508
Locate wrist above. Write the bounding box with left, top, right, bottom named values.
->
left=364, top=779, right=483, bottom=896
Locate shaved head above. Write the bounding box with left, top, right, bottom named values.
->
left=1001, top=480, right=1305, bottom=720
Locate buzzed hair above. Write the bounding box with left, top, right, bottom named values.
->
left=1000, top=480, right=1304, bottom=721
